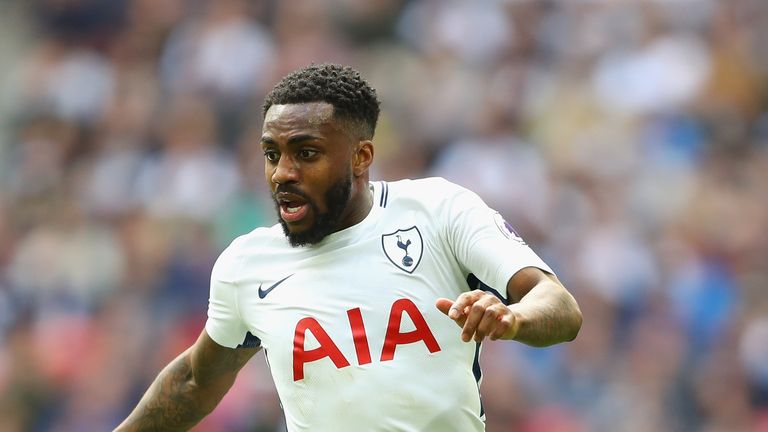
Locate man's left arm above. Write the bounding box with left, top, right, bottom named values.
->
left=436, top=266, right=582, bottom=346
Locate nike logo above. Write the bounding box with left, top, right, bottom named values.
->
left=258, top=274, right=294, bottom=299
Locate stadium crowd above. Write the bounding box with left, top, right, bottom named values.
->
left=0, top=0, right=766, bottom=431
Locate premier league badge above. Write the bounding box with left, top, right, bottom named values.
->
left=493, top=212, right=526, bottom=244
left=381, top=226, right=424, bottom=273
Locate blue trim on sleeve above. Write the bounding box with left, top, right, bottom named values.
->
left=465, top=273, right=509, bottom=305
left=237, top=331, right=261, bottom=349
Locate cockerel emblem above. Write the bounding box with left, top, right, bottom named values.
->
left=396, top=235, right=413, bottom=266
left=382, top=226, right=423, bottom=273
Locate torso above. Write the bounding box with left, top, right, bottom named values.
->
left=232, top=180, right=484, bottom=431
left=209, top=178, right=552, bottom=431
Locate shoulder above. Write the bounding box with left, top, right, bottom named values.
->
left=380, top=177, right=481, bottom=215
left=382, top=177, right=472, bottom=205
left=212, top=224, right=285, bottom=282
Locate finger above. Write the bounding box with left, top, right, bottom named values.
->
left=489, top=314, right=514, bottom=341
left=451, top=290, right=487, bottom=320
left=435, top=298, right=464, bottom=325
left=475, top=305, right=505, bottom=342
left=461, top=296, right=499, bottom=342
left=435, top=298, right=454, bottom=317
left=435, top=298, right=468, bottom=328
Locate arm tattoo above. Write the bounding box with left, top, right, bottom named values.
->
left=118, top=347, right=254, bottom=431
left=130, top=356, right=207, bottom=431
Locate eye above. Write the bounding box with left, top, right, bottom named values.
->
left=264, top=149, right=279, bottom=163
left=298, top=149, right=318, bottom=160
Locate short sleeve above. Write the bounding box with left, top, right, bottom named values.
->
left=205, top=243, right=251, bottom=348
left=444, top=185, right=553, bottom=302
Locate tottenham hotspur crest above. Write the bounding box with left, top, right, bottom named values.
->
left=381, top=226, right=423, bottom=274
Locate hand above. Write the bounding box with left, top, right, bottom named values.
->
left=436, top=290, right=520, bottom=343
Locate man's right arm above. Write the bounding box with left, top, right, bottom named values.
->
left=114, top=329, right=260, bottom=431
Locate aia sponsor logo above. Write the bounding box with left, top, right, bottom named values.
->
left=292, top=298, right=440, bottom=381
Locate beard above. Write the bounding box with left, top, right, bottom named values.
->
left=274, top=174, right=353, bottom=247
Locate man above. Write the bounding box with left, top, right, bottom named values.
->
left=115, top=64, right=582, bottom=431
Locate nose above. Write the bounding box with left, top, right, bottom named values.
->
left=271, top=154, right=299, bottom=185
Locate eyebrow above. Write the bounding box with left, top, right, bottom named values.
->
left=261, top=134, right=323, bottom=146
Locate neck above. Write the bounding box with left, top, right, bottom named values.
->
left=338, top=179, right=373, bottom=231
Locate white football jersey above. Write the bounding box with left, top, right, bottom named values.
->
left=206, top=177, right=553, bottom=432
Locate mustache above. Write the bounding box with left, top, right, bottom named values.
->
left=273, top=184, right=311, bottom=202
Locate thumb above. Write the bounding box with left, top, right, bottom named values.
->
left=435, top=298, right=454, bottom=317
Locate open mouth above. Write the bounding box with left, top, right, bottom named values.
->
left=276, top=193, right=311, bottom=224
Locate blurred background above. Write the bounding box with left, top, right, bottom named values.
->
left=0, top=0, right=766, bottom=431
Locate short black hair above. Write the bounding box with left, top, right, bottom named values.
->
left=262, top=64, right=380, bottom=140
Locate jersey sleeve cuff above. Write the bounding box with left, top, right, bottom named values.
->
left=205, top=320, right=242, bottom=349
left=497, top=260, right=554, bottom=298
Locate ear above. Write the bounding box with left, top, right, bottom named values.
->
left=352, top=140, right=374, bottom=177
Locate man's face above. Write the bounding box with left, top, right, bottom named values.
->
left=261, top=102, right=357, bottom=247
